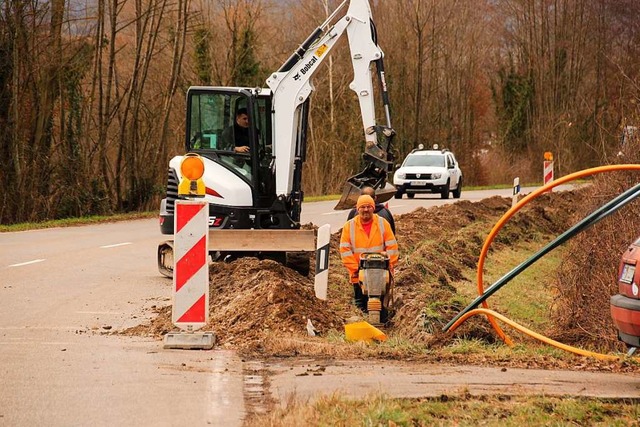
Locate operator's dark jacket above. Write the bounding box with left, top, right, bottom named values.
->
left=347, top=203, right=396, bottom=234
left=220, top=123, right=250, bottom=150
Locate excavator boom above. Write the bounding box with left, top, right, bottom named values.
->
left=266, top=0, right=396, bottom=210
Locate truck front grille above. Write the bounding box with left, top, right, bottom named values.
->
left=406, top=173, right=433, bottom=180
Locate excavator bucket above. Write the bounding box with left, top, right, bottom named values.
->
left=335, top=181, right=364, bottom=210
left=334, top=180, right=396, bottom=210
left=373, top=182, right=397, bottom=204
left=334, top=125, right=397, bottom=210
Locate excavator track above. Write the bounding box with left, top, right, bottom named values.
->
left=157, top=241, right=174, bottom=278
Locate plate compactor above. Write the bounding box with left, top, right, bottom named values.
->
left=358, top=253, right=392, bottom=326
left=610, top=236, right=640, bottom=354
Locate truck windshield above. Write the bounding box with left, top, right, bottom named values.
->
left=405, top=154, right=445, bottom=167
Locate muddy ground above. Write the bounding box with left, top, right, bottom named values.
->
left=124, top=184, right=640, bottom=374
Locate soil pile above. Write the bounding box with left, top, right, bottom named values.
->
left=126, top=188, right=599, bottom=361
left=125, top=258, right=343, bottom=353
left=389, top=190, right=583, bottom=345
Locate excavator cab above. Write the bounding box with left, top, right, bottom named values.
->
left=186, top=88, right=277, bottom=210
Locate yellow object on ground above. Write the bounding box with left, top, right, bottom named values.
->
left=345, top=321, right=387, bottom=343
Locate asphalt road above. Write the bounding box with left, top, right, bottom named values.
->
left=0, top=219, right=246, bottom=426
left=4, top=185, right=633, bottom=426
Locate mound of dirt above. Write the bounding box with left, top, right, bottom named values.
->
left=125, top=258, right=343, bottom=352
left=126, top=188, right=598, bottom=363
left=389, top=190, right=584, bottom=345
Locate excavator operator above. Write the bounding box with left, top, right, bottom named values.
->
left=340, top=195, right=399, bottom=318
left=221, top=108, right=251, bottom=154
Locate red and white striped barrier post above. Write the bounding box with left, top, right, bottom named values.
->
left=543, top=152, right=554, bottom=191
left=164, top=199, right=214, bottom=349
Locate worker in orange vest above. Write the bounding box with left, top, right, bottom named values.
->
left=346, top=186, right=396, bottom=234
left=340, top=194, right=399, bottom=318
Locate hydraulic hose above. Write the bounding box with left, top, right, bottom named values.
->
left=443, top=164, right=640, bottom=359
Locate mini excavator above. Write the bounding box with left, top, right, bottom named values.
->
left=158, top=0, right=396, bottom=277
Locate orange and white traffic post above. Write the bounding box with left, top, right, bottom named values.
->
left=543, top=151, right=554, bottom=191
left=164, top=154, right=215, bottom=350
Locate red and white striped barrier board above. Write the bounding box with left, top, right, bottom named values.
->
left=543, top=160, right=554, bottom=188
left=172, top=200, right=209, bottom=331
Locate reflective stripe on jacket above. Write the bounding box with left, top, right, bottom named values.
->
left=339, top=214, right=399, bottom=283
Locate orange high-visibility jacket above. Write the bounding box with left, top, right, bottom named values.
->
left=340, top=214, right=399, bottom=283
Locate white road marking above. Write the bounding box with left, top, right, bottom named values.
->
left=100, top=242, right=132, bottom=249
left=8, top=259, right=45, bottom=267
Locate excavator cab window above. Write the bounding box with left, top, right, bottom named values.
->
left=187, top=91, right=252, bottom=151
left=185, top=88, right=275, bottom=202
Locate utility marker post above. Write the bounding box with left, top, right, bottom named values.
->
left=512, top=177, right=520, bottom=208
left=314, top=224, right=331, bottom=300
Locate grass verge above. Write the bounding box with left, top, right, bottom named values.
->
left=0, top=211, right=157, bottom=232
left=247, top=393, right=640, bottom=427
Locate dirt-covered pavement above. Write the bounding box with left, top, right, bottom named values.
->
left=267, top=359, right=640, bottom=404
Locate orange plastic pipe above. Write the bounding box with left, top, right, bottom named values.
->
left=446, top=308, right=622, bottom=361
left=477, top=164, right=640, bottom=344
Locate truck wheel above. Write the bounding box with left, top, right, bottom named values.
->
left=407, top=193, right=415, bottom=199
left=453, top=177, right=462, bottom=199
left=441, top=181, right=450, bottom=199
left=394, top=191, right=403, bottom=199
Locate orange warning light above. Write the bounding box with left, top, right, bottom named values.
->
left=181, top=154, right=205, bottom=180
left=178, top=153, right=205, bottom=197
left=544, top=151, right=553, bottom=161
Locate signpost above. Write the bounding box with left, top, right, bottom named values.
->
left=164, top=200, right=215, bottom=349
